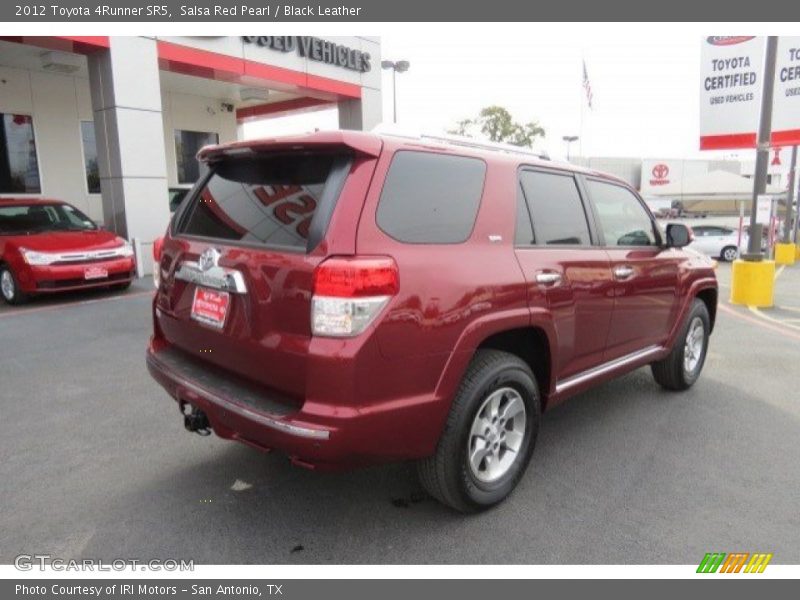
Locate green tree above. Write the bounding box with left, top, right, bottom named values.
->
left=448, top=106, right=545, bottom=148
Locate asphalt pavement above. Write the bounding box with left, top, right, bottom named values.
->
left=1, top=264, right=799, bottom=564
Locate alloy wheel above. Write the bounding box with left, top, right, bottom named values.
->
left=723, top=247, right=738, bottom=261
left=467, top=387, right=527, bottom=483
left=1, top=270, right=15, bottom=301
left=683, top=316, right=705, bottom=374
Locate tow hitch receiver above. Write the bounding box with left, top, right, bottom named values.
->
left=180, top=401, right=211, bottom=436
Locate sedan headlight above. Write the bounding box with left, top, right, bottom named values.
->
left=20, top=247, right=55, bottom=266
left=116, top=239, right=134, bottom=258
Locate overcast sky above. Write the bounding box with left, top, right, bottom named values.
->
left=245, top=30, right=755, bottom=162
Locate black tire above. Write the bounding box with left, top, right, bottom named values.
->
left=721, top=246, right=738, bottom=262
left=417, top=349, right=540, bottom=513
left=651, top=299, right=710, bottom=391
left=0, top=265, right=29, bottom=305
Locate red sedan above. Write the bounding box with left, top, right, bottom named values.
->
left=0, top=198, right=136, bottom=305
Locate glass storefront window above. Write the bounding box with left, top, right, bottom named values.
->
left=174, top=129, right=219, bottom=184
left=0, top=113, right=41, bottom=194
left=81, top=121, right=101, bottom=194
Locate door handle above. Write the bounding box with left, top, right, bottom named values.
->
left=535, top=271, right=562, bottom=285
left=613, top=265, right=635, bottom=280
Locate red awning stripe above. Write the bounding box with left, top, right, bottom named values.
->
left=156, top=40, right=361, bottom=101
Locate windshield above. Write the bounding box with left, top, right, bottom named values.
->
left=0, top=203, right=97, bottom=234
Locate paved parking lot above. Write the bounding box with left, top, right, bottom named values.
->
left=2, top=264, right=799, bottom=564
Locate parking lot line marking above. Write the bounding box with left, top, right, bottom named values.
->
left=718, top=303, right=800, bottom=342
left=748, top=305, right=800, bottom=333
left=775, top=265, right=785, bottom=281
left=0, top=290, right=154, bottom=319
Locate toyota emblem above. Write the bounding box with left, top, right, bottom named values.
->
left=652, top=164, right=670, bottom=179
left=199, top=248, right=221, bottom=272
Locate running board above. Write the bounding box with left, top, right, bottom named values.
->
left=555, top=345, right=664, bottom=395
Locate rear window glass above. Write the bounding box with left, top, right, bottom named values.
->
left=178, top=153, right=348, bottom=251
left=376, top=151, right=486, bottom=243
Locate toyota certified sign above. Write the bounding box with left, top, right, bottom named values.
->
left=773, top=37, right=800, bottom=147
left=706, top=36, right=756, bottom=47
left=700, top=36, right=800, bottom=150
left=699, top=35, right=764, bottom=150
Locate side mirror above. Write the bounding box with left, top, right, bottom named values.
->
left=666, top=223, right=692, bottom=248
left=93, top=220, right=105, bottom=230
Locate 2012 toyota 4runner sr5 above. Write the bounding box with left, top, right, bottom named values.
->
left=147, top=131, right=717, bottom=512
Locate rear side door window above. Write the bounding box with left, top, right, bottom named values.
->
left=518, top=170, right=592, bottom=246
left=376, top=151, right=486, bottom=244
left=586, top=180, right=658, bottom=247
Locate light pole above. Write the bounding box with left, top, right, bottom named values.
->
left=562, top=135, right=579, bottom=161
left=744, top=36, right=779, bottom=260
left=381, top=59, right=410, bottom=124
left=784, top=145, right=797, bottom=244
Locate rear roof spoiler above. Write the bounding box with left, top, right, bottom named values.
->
left=197, top=130, right=383, bottom=163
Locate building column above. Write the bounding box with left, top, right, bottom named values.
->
left=338, top=88, right=383, bottom=131
left=88, top=37, right=170, bottom=273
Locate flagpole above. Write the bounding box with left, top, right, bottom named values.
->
left=579, top=54, right=584, bottom=159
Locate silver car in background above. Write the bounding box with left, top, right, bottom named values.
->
left=683, top=225, right=746, bottom=262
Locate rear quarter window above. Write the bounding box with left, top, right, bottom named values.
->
left=376, top=151, right=486, bottom=244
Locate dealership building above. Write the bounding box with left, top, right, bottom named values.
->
left=575, top=152, right=794, bottom=216
left=0, top=36, right=382, bottom=271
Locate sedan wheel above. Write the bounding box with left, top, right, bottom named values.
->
left=1, top=269, right=16, bottom=301
left=0, top=267, right=28, bottom=305
left=721, top=246, right=738, bottom=262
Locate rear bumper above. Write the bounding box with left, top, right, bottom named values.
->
left=17, top=257, right=135, bottom=293
left=145, top=341, right=443, bottom=469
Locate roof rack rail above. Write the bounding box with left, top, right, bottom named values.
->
left=373, top=125, right=550, bottom=161
left=418, top=132, right=550, bottom=161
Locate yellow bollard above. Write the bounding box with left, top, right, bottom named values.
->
left=775, top=243, right=797, bottom=265
left=730, top=259, right=775, bottom=307
left=796, top=244, right=800, bottom=260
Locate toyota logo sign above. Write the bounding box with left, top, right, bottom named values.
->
left=652, top=164, right=670, bottom=180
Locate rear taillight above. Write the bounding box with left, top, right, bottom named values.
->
left=311, top=257, right=399, bottom=337
left=152, top=236, right=164, bottom=289
left=153, top=236, right=164, bottom=262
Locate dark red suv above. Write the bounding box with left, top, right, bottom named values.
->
left=147, top=131, right=717, bottom=512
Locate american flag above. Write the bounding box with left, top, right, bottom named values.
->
left=582, top=60, right=593, bottom=110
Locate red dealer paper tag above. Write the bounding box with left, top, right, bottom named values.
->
left=84, top=267, right=108, bottom=280
left=191, top=288, right=230, bottom=329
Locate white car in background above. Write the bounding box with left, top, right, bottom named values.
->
left=685, top=225, right=744, bottom=262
